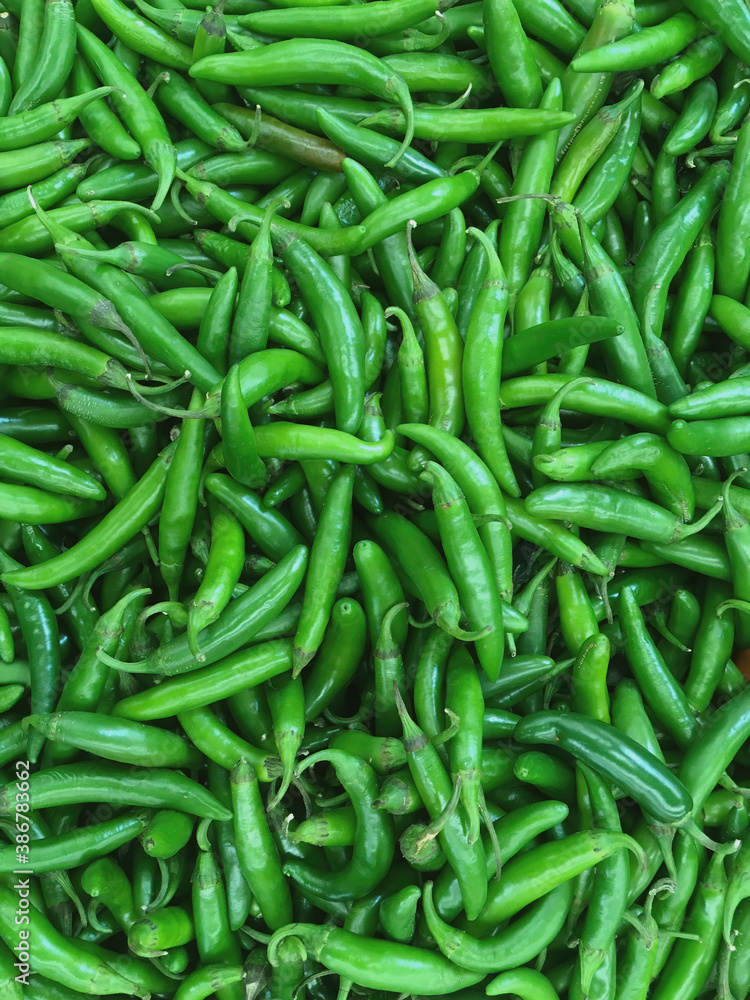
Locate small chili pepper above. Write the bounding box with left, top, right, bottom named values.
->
left=81, top=857, right=137, bottom=932
left=515, top=751, right=575, bottom=801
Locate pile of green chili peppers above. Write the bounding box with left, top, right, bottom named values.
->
left=5, top=0, right=750, bottom=997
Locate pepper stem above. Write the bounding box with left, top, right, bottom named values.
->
left=126, top=374, right=207, bottom=418
left=651, top=611, right=691, bottom=652
left=415, top=773, right=463, bottom=850
left=722, top=468, right=748, bottom=532
left=165, top=176, right=194, bottom=225
left=676, top=497, right=724, bottom=540
left=429, top=708, right=460, bottom=748
left=478, top=786, right=502, bottom=876
left=717, top=599, right=750, bottom=618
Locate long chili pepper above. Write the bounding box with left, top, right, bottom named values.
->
left=228, top=202, right=277, bottom=364
left=76, top=25, right=176, bottom=211
left=422, top=461, right=505, bottom=678
left=0, top=548, right=59, bottom=762
left=405, top=221, right=464, bottom=439
left=284, top=749, right=395, bottom=901
left=158, top=388, right=205, bottom=601
left=191, top=40, right=416, bottom=166
left=396, top=686, right=487, bottom=921
left=514, top=711, right=695, bottom=829
left=462, top=226, right=518, bottom=496
left=372, top=603, right=409, bottom=738
left=293, top=465, right=354, bottom=675
left=344, top=161, right=415, bottom=318
left=33, top=199, right=221, bottom=391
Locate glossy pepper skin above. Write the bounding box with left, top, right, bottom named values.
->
left=514, top=711, right=693, bottom=826
left=283, top=749, right=395, bottom=900
left=267, top=923, right=484, bottom=995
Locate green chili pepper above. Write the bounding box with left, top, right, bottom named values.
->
left=293, top=465, right=354, bottom=674
left=422, top=461, right=505, bottom=676
left=191, top=40, right=415, bottom=166
left=524, top=481, right=722, bottom=543
left=0, top=883, right=163, bottom=995
left=285, top=748, right=395, bottom=900
left=76, top=25, right=176, bottom=211
left=0, top=809, right=148, bottom=873
left=396, top=686, right=487, bottom=921
left=515, top=711, right=694, bottom=828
